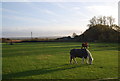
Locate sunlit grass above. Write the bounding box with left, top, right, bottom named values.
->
left=2, top=42, right=119, bottom=79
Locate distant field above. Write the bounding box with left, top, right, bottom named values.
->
left=2, top=42, right=119, bottom=79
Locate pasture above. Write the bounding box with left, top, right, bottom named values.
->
left=2, top=42, right=119, bottom=79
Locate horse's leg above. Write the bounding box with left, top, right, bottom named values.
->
left=73, top=57, right=77, bottom=64
left=70, top=56, right=73, bottom=64
left=82, top=57, right=84, bottom=64
left=81, top=47, right=83, bottom=49
left=86, top=57, right=89, bottom=64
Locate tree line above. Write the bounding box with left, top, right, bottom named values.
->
left=88, top=16, right=115, bottom=27
left=88, top=16, right=120, bottom=32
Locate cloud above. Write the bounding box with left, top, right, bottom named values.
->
left=2, top=7, right=39, bottom=19
left=55, top=3, right=67, bottom=9
left=3, top=15, right=47, bottom=23
left=118, top=1, right=120, bottom=26
left=55, top=3, right=89, bottom=19
left=87, top=5, right=117, bottom=15
left=86, top=4, right=118, bottom=24
left=3, top=3, right=59, bottom=19
left=44, top=9, right=54, bottom=15
left=43, top=9, right=59, bottom=16
left=2, top=0, right=120, bottom=2
left=72, top=7, right=81, bottom=10
left=2, top=8, right=20, bottom=14
left=25, top=2, right=59, bottom=17
left=2, top=8, right=50, bottom=27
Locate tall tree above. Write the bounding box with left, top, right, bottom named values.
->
left=97, top=16, right=103, bottom=25
left=72, top=33, right=77, bottom=38
left=107, top=16, right=115, bottom=27
left=88, top=16, right=97, bottom=27
left=103, top=16, right=107, bottom=25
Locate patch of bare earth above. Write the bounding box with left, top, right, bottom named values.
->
left=37, top=55, right=53, bottom=60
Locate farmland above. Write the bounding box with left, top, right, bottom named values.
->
left=2, top=42, right=119, bottom=79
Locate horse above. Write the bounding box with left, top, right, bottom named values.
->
left=70, top=49, right=93, bottom=64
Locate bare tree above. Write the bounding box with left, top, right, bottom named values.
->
left=107, top=16, right=115, bottom=27
left=97, top=16, right=103, bottom=25
left=88, top=16, right=97, bottom=27
left=103, top=16, right=107, bottom=25
left=72, top=33, right=77, bottom=38
left=88, top=16, right=115, bottom=27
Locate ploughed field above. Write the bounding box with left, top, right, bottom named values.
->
left=2, top=42, right=119, bottom=79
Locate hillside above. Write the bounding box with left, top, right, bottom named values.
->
left=74, top=25, right=120, bottom=42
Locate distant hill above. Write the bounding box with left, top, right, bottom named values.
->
left=74, top=24, right=120, bottom=42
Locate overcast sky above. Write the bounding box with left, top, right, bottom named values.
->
left=1, top=0, right=119, bottom=37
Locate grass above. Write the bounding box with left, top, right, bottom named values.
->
left=2, top=42, right=119, bottom=79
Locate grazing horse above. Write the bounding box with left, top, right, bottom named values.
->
left=70, top=49, right=93, bottom=64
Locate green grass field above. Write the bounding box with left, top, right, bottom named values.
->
left=2, top=42, right=119, bottom=79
